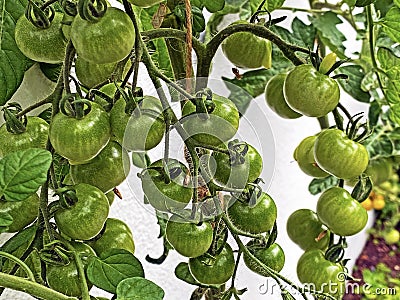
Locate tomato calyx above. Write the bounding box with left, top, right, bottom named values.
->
left=59, top=94, right=95, bottom=120
left=139, top=160, right=185, bottom=184
left=190, top=89, right=216, bottom=120
left=39, top=240, right=72, bottom=266
left=2, top=104, right=27, bottom=134
left=230, top=179, right=264, bottom=206
left=227, top=140, right=249, bottom=166
left=309, top=47, right=349, bottom=77
left=77, top=0, right=108, bottom=22
left=324, top=236, right=347, bottom=263
left=25, top=0, right=55, bottom=29
left=55, top=186, right=79, bottom=209
left=61, top=0, right=78, bottom=17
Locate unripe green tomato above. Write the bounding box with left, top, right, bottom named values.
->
left=243, top=243, right=285, bottom=276
left=15, top=13, right=67, bottom=63
left=265, top=73, right=302, bottom=119
left=318, top=52, right=337, bottom=74
left=383, top=229, right=399, bottom=245
left=128, top=0, right=164, bottom=7
left=365, top=159, right=393, bottom=185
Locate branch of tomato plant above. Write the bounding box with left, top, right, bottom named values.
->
left=0, top=251, right=35, bottom=282
left=63, top=41, right=76, bottom=97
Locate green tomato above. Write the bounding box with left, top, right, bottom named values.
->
left=293, top=136, right=329, bottom=178
left=189, top=244, right=235, bottom=285
left=166, top=215, right=213, bottom=258
left=71, top=7, right=135, bottom=64
left=265, top=73, right=302, bottom=119
left=383, top=229, right=399, bottom=245
left=0, top=117, right=49, bottom=158
left=286, top=209, right=330, bottom=251
left=15, top=12, right=67, bottom=63
left=128, top=0, right=164, bottom=8
left=110, top=97, right=165, bottom=151
left=319, top=53, right=337, bottom=74
left=0, top=193, right=39, bottom=233
left=55, top=183, right=110, bottom=240
left=181, top=94, right=239, bottom=147
left=284, top=64, right=340, bottom=117
left=297, top=249, right=345, bottom=299
left=314, top=129, right=369, bottom=180
left=227, top=192, right=277, bottom=234
left=70, top=141, right=130, bottom=193
left=88, top=218, right=135, bottom=256
left=244, top=242, right=285, bottom=276
left=317, top=187, right=368, bottom=236
left=364, top=159, right=393, bottom=185
left=49, top=102, right=111, bottom=164
left=222, top=21, right=272, bottom=69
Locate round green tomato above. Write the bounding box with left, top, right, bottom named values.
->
left=181, top=94, right=239, bottom=147
left=314, top=129, right=369, bottom=180
left=265, top=73, right=302, bottom=119
left=0, top=193, right=39, bottom=232
left=222, top=21, right=272, bottom=69
left=0, top=116, right=49, bottom=158
left=88, top=218, right=135, bottom=256
left=71, top=8, right=135, bottom=64
left=317, top=187, right=368, bottom=236
left=49, top=102, right=111, bottom=164
left=70, top=141, right=130, bottom=193
left=141, top=159, right=193, bottom=212
left=15, top=12, right=67, bottom=63
left=293, top=136, right=329, bottom=178
left=128, top=0, right=164, bottom=7
left=189, top=244, right=235, bottom=285
left=166, top=215, right=213, bottom=258
left=110, top=97, right=165, bottom=151
left=383, top=229, right=399, bottom=245
left=211, top=143, right=263, bottom=188
left=243, top=243, right=285, bottom=275
left=364, top=159, right=393, bottom=185
left=55, top=183, right=110, bottom=240
left=286, top=209, right=330, bottom=251
left=284, top=64, right=340, bottom=117
left=297, top=249, right=345, bottom=299
left=227, top=192, right=277, bottom=234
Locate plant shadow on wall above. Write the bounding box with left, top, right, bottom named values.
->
left=1, top=0, right=400, bottom=299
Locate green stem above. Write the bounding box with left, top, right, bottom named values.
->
left=317, top=115, right=330, bottom=129
left=221, top=214, right=265, bottom=240
left=40, top=178, right=54, bottom=241
left=0, top=252, right=35, bottom=282
left=63, top=41, right=76, bottom=97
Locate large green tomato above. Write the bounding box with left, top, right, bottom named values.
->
left=0, top=193, right=39, bottom=232
left=166, top=215, right=213, bottom=258
left=128, top=0, right=164, bottom=7
left=55, top=183, right=110, bottom=240
left=297, top=249, right=345, bottom=299
left=70, top=141, right=130, bottom=193
left=71, top=7, right=135, bottom=64
left=314, top=129, right=369, bottom=180
left=364, top=159, right=393, bottom=185
left=181, top=94, right=239, bottom=147
left=0, top=117, right=49, bottom=158
left=189, top=244, right=235, bottom=285
left=227, top=193, right=277, bottom=234
left=15, top=12, right=67, bottom=63
left=284, top=64, right=340, bottom=117
left=265, top=73, right=302, bottom=119
left=243, top=242, right=285, bottom=276
left=222, top=21, right=272, bottom=69
left=293, top=136, right=329, bottom=178
left=286, top=209, right=330, bottom=251
left=110, top=97, right=165, bottom=151
left=317, top=187, right=368, bottom=236
left=49, top=102, right=111, bottom=164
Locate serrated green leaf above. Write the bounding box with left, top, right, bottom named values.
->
left=364, top=132, right=394, bottom=159
left=376, top=35, right=400, bottom=58
left=204, top=0, right=225, bottom=13
left=0, top=149, right=52, bottom=202
left=0, top=0, right=33, bottom=104
left=0, top=212, right=13, bottom=230
left=87, top=249, right=145, bottom=294
left=389, top=103, right=400, bottom=125
left=250, top=0, right=285, bottom=12
left=377, top=47, right=400, bottom=71
left=309, top=176, right=339, bottom=195
left=375, top=0, right=394, bottom=17
left=337, top=65, right=371, bottom=103
left=368, top=100, right=381, bottom=127
left=116, top=277, right=164, bottom=300
left=382, top=7, right=400, bottom=43
left=272, top=17, right=316, bottom=48
left=383, top=67, right=400, bottom=104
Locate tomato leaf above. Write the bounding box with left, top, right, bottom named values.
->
left=0, top=0, right=33, bottom=104
left=382, top=7, right=400, bottom=43
left=0, top=149, right=52, bottom=202
left=272, top=17, right=316, bottom=49
left=116, top=277, right=165, bottom=300
left=249, top=0, right=285, bottom=12
left=87, top=248, right=145, bottom=294
left=308, top=176, right=339, bottom=195
left=0, top=212, right=13, bottom=232
left=368, top=100, right=382, bottom=127
left=39, top=63, right=62, bottom=83
left=204, top=0, right=225, bottom=13
left=388, top=103, right=400, bottom=125
left=337, top=65, right=371, bottom=103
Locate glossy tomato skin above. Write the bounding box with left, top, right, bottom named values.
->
left=211, top=143, right=263, bottom=188
left=70, top=140, right=130, bottom=193
left=314, top=129, right=369, bottom=180
left=128, top=0, right=164, bottom=7
left=15, top=12, right=67, bottom=63
left=181, top=94, right=239, bottom=147
left=71, top=7, right=135, bottom=64
left=265, top=73, right=302, bottom=119
left=297, top=249, right=345, bottom=299
left=284, top=64, right=340, bottom=117
left=141, top=159, right=193, bottom=212
left=0, top=117, right=49, bottom=158
left=0, top=193, right=40, bottom=232
left=244, top=243, right=285, bottom=276
left=110, top=97, right=165, bottom=151
left=293, top=136, right=329, bottom=178
left=317, top=187, right=368, bottom=236
left=189, top=244, right=235, bottom=285
left=49, top=102, right=111, bottom=164
left=286, top=209, right=330, bottom=251
left=55, top=183, right=110, bottom=240
left=227, top=193, right=277, bottom=234
left=166, top=215, right=213, bottom=258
